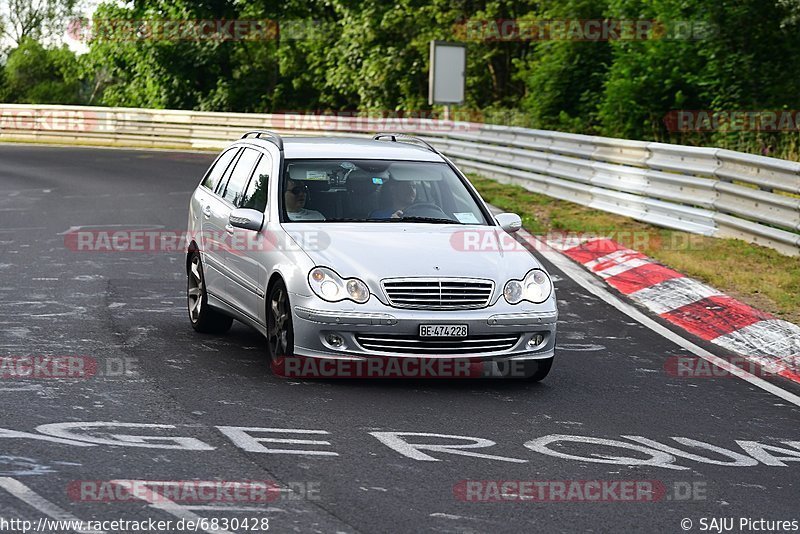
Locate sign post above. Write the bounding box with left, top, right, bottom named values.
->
left=429, top=41, right=466, bottom=121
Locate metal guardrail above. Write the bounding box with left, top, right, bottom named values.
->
left=1, top=103, right=798, bottom=255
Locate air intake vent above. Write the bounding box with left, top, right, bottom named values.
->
left=354, top=334, right=519, bottom=355
left=381, top=278, right=494, bottom=309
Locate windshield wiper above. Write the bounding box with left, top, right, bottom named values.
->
left=388, top=216, right=460, bottom=224
left=324, top=217, right=371, bottom=222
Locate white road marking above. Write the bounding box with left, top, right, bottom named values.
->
left=429, top=513, right=470, bottom=520
left=2, top=422, right=799, bottom=469
left=734, top=441, right=800, bottom=466
left=0, top=477, right=105, bottom=534
left=622, top=436, right=759, bottom=466
left=0, top=227, right=46, bottom=233
left=369, top=432, right=527, bottom=463
left=181, top=505, right=286, bottom=512
left=35, top=422, right=214, bottom=450
left=523, top=434, right=688, bottom=470
left=109, top=480, right=233, bottom=534
left=520, top=230, right=800, bottom=408
left=217, top=427, right=338, bottom=456
left=0, top=427, right=96, bottom=447
left=0, top=456, right=54, bottom=476
left=557, top=343, right=606, bottom=352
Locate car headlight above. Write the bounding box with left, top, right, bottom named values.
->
left=503, top=269, right=552, bottom=304
left=309, top=267, right=370, bottom=304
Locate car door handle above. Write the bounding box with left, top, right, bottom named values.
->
left=202, top=205, right=212, bottom=218
left=225, top=224, right=235, bottom=234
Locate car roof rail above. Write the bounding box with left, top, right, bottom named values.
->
left=373, top=133, right=439, bottom=154
left=241, top=130, right=284, bottom=151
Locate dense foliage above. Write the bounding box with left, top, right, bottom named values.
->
left=3, top=0, right=800, bottom=158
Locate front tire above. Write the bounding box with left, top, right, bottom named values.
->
left=522, top=356, right=553, bottom=381
left=267, top=280, right=294, bottom=376
left=187, top=251, right=233, bottom=334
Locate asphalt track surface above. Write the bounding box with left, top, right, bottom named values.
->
left=0, top=144, right=798, bottom=534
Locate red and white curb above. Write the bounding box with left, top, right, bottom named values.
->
left=534, top=232, right=800, bottom=384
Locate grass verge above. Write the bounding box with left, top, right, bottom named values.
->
left=470, top=175, right=800, bottom=324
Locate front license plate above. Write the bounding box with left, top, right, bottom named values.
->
left=419, top=324, right=468, bottom=337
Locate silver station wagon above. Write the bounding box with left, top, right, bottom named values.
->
left=186, top=132, right=557, bottom=379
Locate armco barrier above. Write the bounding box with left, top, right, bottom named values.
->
left=1, top=104, right=798, bottom=255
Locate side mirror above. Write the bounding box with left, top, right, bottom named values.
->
left=229, top=208, right=264, bottom=232
left=495, top=212, right=522, bottom=233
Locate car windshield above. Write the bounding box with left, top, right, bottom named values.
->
left=280, top=159, right=490, bottom=224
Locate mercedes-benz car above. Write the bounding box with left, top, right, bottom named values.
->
left=186, top=132, right=557, bottom=379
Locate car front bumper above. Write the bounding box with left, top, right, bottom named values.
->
left=288, top=292, right=557, bottom=365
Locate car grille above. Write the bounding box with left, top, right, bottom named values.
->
left=354, top=334, right=519, bottom=355
left=381, top=278, right=494, bottom=309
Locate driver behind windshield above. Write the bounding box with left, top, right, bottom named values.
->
left=369, top=180, right=417, bottom=219
left=284, top=178, right=325, bottom=221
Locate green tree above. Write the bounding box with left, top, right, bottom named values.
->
left=85, top=0, right=260, bottom=110
left=85, top=0, right=541, bottom=113
left=596, top=0, right=800, bottom=144
left=513, top=0, right=612, bottom=132
left=0, top=0, right=79, bottom=48
left=2, top=37, right=83, bottom=103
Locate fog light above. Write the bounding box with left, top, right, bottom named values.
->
left=527, top=334, right=544, bottom=348
left=326, top=333, right=344, bottom=348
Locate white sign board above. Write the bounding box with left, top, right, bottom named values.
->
left=429, top=41, right=466, bottom=105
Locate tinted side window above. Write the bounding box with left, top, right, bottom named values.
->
left=214, top=149, right=241, bottom=196
left=240, top=154, right=271, bottom=211
left=221, top=148, right=260, bottom=205
left=201, top=148, right=238, bottom=191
